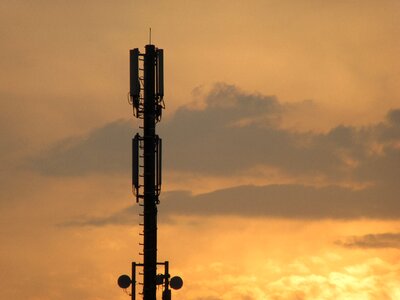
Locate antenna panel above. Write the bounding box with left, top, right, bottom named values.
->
left=130, top=49, right=140, bottom=105
left=132, top=134, right=139, bottom=196
left=156, top=49, right=164, bottom=98
left=155, top=136, right=162, bottom=194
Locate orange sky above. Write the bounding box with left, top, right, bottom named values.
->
left=1, top=1, right=400, bottom=299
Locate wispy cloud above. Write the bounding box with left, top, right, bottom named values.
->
left=62, top=184, right=400, bottom=226
left=337, top=232, right=400, bottom=249
left=184, top=254, right=400, bottom=300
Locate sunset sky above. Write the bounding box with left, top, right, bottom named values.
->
left=1, top=1, right=400, bottom=299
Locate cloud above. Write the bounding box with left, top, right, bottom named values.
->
left=162, top=84, right=398, bottom=181
left=29, top=83, right=400, bottom=224
left=30, top=119, right=133, bottom=176
left=337, top=232, right=400, bottom=249
left=184, top=253, right=400, bottom=300
left=62, top=183, right=400, bottom=226
left=31, top=83, right=400, bottom=183
left=30, top=83, right=400, bottom=222
left=172, top=84, right=399, bottom=181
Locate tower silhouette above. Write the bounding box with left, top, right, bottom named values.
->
left=118, top=44, right=182, bottom=300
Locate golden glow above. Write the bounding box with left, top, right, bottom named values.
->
left=1, top=1, right=399, bottom=299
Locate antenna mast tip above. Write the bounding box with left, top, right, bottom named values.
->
left=149, top=28, right=152, bottom=45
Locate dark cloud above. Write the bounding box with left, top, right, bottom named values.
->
left=31, top=83, right=400, bottom=181
left=337, top=232, right=400, bottom=249
left=161, top=84, right=399, bottom=180
left=164, top=84, right=337, bottom=175
left=31, top=83, right=400, bottom=222
left=356, top=145, right=400, bottom=185
left=387, top=109, right=400, bottom=125
left=30, top=119, right=133, bottom=176
left=62, top=183, right=400, bottom=226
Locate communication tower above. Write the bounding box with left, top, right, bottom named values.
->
left=118, top=44, right=183, bottom=300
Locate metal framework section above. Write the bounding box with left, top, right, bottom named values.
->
left=127, top=262, right=173, bottom=300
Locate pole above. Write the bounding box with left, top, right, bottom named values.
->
left=143, top=44, right=157, bottom=300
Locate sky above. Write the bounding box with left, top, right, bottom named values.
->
left=1, top=1, right=400, bottom=299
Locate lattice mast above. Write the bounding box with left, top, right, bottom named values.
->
left=118, top=43, right=182, bottom=300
